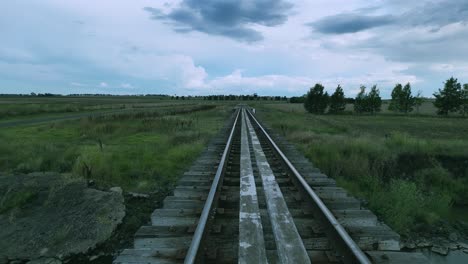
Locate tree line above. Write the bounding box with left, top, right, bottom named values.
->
left=301, top=77, right=468, bottom=116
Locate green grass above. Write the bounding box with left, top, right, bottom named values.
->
left=0, top=96, right=203, bottom=120
left=266, top=100, right=445, bottom=116
left=0, top=103, right=231, bottom=192
left=256, top=103, right=468, bottom=235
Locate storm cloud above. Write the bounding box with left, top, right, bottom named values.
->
left=144, top=0, right=293, bottom=42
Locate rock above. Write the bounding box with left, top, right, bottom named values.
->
left=403, top=241, right=416, bottom=250
left=87, top=180, right=95, bottom=187
left=109, top=186, right=123, bottom=195
left=449, top=232, right=459, bottom=241
left=463, top=249, right=468, bottom=254
left=431, top=245, right=449, bottom=256
left=128, top=192, right=149, bottom=199
left=449, top=243, right=459, bottom=250
left=27, top=258, right=62, bottom=264
left=0, top=172, right=125, bottom=261
left=39, top=248, right=49, bottom=256
left=459, top=242, right=468, bottom=249
left=416, top=240, right=432, bottom=248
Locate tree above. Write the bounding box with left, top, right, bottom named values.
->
left=389, top=83, right=415, bottom=113
left=461, top=84, right=468, bottom=117
left=354, top=85, right=381, bottom=114
left=401, top=83, right=415, bottom=113
left=367, top=85, right=382, bottom=114
left=290, top=96, right=305, bottom=104
left=433, top=77, right=463, bottom=115
left=304, top=83, right=329, bottom=114
left=354, top=85, right=367, bottom=114
left=388, top=84, right=403, bottom=112
left=414, top=90, right=424, bottom=114
left=329, top=85, right=346, bottom=114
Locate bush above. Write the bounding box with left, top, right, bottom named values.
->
left=373, top=180, right=424, bottom=233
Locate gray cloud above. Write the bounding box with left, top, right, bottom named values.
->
left=310, top=14, right=395, bottom=34
left=144, top=0, right=293, bottom=42
left=403, top=0, right=468, bottom=29
left=310, top=0, right=468, bottom=66
left=309, top=0, right=468, bottom=35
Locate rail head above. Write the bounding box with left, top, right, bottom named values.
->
left=245, top=108, right=371, bottom=264
left=184, top=108, right=241, bottom=264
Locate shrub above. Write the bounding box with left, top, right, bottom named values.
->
left=373, top=180, right=424, bottom=233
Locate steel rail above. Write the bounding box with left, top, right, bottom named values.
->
left=246, top=109, right=371, bottom=264
left=184, top=108, right=241, bottom=264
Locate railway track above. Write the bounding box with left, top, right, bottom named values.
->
left=115, top=106, right=427, bottom=263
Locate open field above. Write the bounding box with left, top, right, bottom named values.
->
left=0, top=101, right=232, bottom=192
left=255, top=102, right=468, bottom=235
left=0, top=96, right=207, bottom=120
left=269, top=100, right=441, bottom=116
left=2, top=97, right=467, bottom=239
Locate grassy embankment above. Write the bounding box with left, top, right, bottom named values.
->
left=0, top=102, right=231, bottom=192
left=256, top=102, right=468, bottom=235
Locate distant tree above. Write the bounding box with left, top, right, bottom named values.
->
left=354, top=86, right=367, bottom=114
left=304, top=84, right=329, bottom=114
left=329, top=85, right=346, bottom=114
left=461, top=84, right=468, bottom=117
left=414, top=90, right=424, bottom=114
left=345, top=97, right=355, bottom=104
left=401, top=83, right=415, bottom=113
left=289, top=96, right=305, bottom=104
left=367, top=85, right=382, bottom=114
left=388, top=84, right=403, bottom=112
left=354, top=85, right=381, bottom=114
left=389, top=83, right=415, bottom=113
left=433, top=77, right=463, bottom=116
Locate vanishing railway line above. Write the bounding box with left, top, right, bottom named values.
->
left=115, top=106, right=427, bottom=264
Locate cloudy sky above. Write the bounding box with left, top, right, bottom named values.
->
left=1, top=0, right=468, bottom=97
